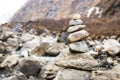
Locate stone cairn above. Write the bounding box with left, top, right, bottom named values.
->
left=67, top=14, right=90, bottom=53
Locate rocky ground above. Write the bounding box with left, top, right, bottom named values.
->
left=0, top=14, right=120, bottom=80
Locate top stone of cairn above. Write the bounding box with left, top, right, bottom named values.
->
left=72, top=14, right=81, bottom=20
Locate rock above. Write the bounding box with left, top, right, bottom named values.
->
left=91, top=64, right=120, bottom=80
left=0, top=41, right=5, bottom=53
left=0, top=54, right=5, bottom=63
left=21, top=36, right=40, bottom=53
left=107, top=57, right=114, bottom=64
left=110, top=35, right=117, bottom=39
left=30, top=42, right=50, bottom=56
left=0, top=55, right=19, bottom=68
left=103, top=39, right=120, bottom=56
left=6, top=46, right=17, bottom=53
left=69, top=41, right=89, bottom=53
left=40, top=34, right=58, bottom=45
left=7, top=38, right=19, bottom=47
left=58, top=31, right=69, bottom=43
left=85, top=50, right=98, bottom=57
left=47, top=43, right=65, bottom=56
left=3, top=76, right=18, bottom=80
left=87, top=40, right=96, bottom=46
left=21, top=33, right=36, bottom=42
left=28, top=76, right=43, bottom=80
left=3, top=74, right=27, bottom=80
left=95, top=44, right=104, bottom=52
left=68, top=30, right=89, bottom=42
left=17, top=57, right=43, bottom=77
left=69, top=20, right=83, bottom=26
left=4, top=31, right=15, bottom=39
left=54, top=69, right=91, bottom=80
left=55, top=51, right=99, bottom=70
left=67, top=25, right=86, bottom=33
left=41, top=61, right=62, bottom=80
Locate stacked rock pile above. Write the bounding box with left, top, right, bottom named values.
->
left=67, top=14, right=90, bottom=53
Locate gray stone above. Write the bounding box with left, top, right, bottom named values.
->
left=54, top=69, right=91, bottom=80
left=69, top=41, right=89, bottom=53
left=67, top=25, right=86, bottom=33
left=68, top=30, right=89, bottom=42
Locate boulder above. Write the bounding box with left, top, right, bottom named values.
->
left=68, top=30, right=89, bottom=42
left=91, top=64, right=120, bottom=80
left=103, top=39, right=120, bottom=56
left=54, top=69, right=91, bottom=80
left=17, top=57, right=43, bottom=77
left=0, top=55, right=19, bottom=68
left=30, top=42, right=50, bottom=56
left=47, top=43, right=65, bottom=56
left=67, top=25, right=86, bottom=33
left=55, top=50, right=99, bottom=70
left=41, top=61, right=62, bottom=80
left=69, top=20, right=83, bottom=26
left=69, top=41, right=89, bottom=53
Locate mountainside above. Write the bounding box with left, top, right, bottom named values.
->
left=11, top=0, right=100, bottom=22
left=97, top=0, right=120, bottom=16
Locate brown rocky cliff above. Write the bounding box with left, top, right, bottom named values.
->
left=97, top=0, right=120, bottom=16
left=11, top=0, right=100, bottom=22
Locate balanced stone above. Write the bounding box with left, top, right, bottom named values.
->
left=67, top=25, right=86, bottom=33
left=68, top=30, right=89, bottom=42
left=69, top=19, right=83, bottom=26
